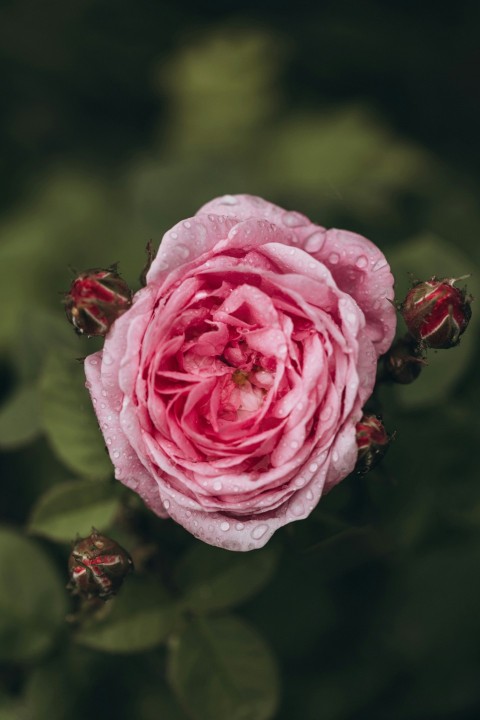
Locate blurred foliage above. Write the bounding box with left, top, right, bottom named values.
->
left=1, top=2, right=480, bottom=719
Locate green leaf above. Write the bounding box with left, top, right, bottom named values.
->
left=0, top=528, right=66, bottom=663
left=389, top=233, right=479, bottom=407
left=29, top=480, right=121, bottom=542
left=168, top=615, right=279, bottom=720
left=39, top=351, right=112, bottom=478
left=175, top=543, right=279, bottom=614
left=0, top=385, right=42, bottom=449
left=74, top=576, right=176, bottom=653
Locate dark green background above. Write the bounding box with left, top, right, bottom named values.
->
left=1, top=2, right=480, bottom=719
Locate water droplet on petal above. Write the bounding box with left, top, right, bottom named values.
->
left=235, top=522, right=245, bottom=531
left=103, top=353, right=113, bottom=365
left=291, top=501, right=304, bottom=517
left=309, top=462, right=318, bottom=473
left=220, top=521, right=230, bottom=532
left=113, top=450, right=120, bottom=459
left=177, top=244, right=190, bottom=259
left=221, top=195, right=238, bottom=205
left=183, top=220, right=191, bottom=229
left=163, top=499, right=170, bottom=510
left=355, top=255, right=368, bottom=269
left=213, top=480, right=223, bottom=492
left=304, top=231, right=326, bottom=253
left=320, top=406, right=333, bottom=421
left=329, top=252, right=340, bottom=265
left=251, top=524, right=268, bottom=540
left=332, top=451, right=339, bottom=462
left=170, top=231, right=178, bottom=240
left=283, top=211, right=308, bottom=228
left=306, top=490, right=314, bottom=501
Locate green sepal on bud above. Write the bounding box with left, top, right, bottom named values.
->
left=382, top=335, right=427, bottom=384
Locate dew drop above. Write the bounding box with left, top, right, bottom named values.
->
left=251, top=524, right=268, bottom=540
left=113, top=450, right=120, bottom=459
left=355, top=255, right=368, bottom=269
left=291, top=502, right=304, bottom=517
left=278, top=344, right=287, bottom=357
left=294, top=476, right=306, bottom=487
left=213, top=480, right=223, bottom=492
left=320, top=406, right=333, bottom=421
left=304, top=231, right=326, bottom=253
left=220, top=521, right=230, bottom=532
left=103, top=353, right=113, bottom=366
left=89, top=357, right=98, bottom=366
left=221, top=195, right=238, bottom=205
left=177, top=244, right=190, bottom=259
left=290, top=440, right=299, bottom=450
left=309, top=462, right=318, bottom=473
left=170, top=231, right=178, bottom=240
left=306, top=490, right=314, bottom=501
left=183, top=220, right=191, bottom=229
left=329, top=252, right=340, bottom=265
left=163, top=499, right=170, bottom=510
left=332, top=451, right=339, bottom=462
left=283, top=211, right=308, bottom=228
left=106, top=438, right=112, bottom=445
left=100, top=402, right=106, bottom=410
left=235, top=522, right=245, bottom=531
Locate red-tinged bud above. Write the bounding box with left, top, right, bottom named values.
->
left=67, top=530, right=133, bottom=600
left=64, top=265, right=132, bottom=337
left=355, top=414, right=392, bottom=476
left=383, top=335, right=427, bottom=384
left=399, top=276, right=472, bottom=349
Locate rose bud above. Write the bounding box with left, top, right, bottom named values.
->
left=355, top=414, right=392, bottom=476
left=399, top=276, right=472, bottom=349
left=67, top=530, right=133, bottom=600
left=64, top=265, right=132, bottom=337
left=383, top=335, right=427, bottom=384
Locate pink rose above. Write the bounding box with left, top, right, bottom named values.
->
left=85, top=195, right=396, bottom=551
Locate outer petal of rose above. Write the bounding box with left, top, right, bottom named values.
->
left=198, top=194, right=315, bottom=232
left=309, top=228, right=396, bottom=357
left=322, top=419, right=360, bottom=494
left=146, top=214, right=238, bottom=285
left=154, top=496, right=294, bottom=551
left=198, top=195, right=396, bottom=356
left=84, top=351, right=169, bottom=518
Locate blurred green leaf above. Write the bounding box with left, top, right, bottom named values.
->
left=29, top=479, right=121, bottom=542
left=168, top=615, right=279, bottom=720
left=12, top=307, right=83, bottom=384
left=74, top=576, right=176, bottom=653
left=0, top=527, right=66, bottom=663
left=39, top=351, right=112, bottom=479
left=135, top=680, right=191, bottom=720
left=175, top=542, right=279, bottom=614
left=0, top=385, right=42, bottom=449
left=389, top=233, right=479, bottom=407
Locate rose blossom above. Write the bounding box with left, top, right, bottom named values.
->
left=85, top=195, right=396, bottom=551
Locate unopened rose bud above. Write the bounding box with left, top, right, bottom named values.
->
left=383, top=335, right=427, bottom=384
left=355, top=414, right=392, bottom=476
left=399, top=276, right=472, bottom=349
left=67, top=530, right=133, bottom=600
left=64, top=265, right=132, bottom=337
